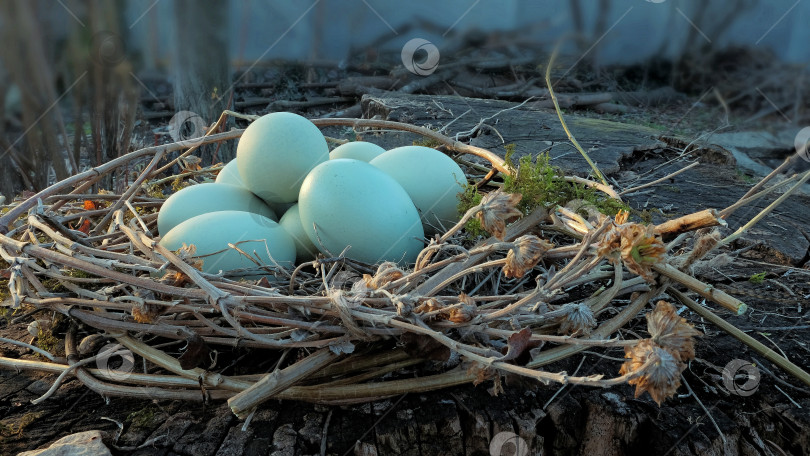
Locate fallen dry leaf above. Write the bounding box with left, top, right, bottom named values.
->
left=400, top=332, right=450, bottom=362
left=178, top=331, right=211, bottom=370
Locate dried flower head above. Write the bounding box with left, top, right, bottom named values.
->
left=175, top=243, right=204, bottom=271
left=598, top=223, right=665, bottom=281
left=179, top=155, right=202, bottom=172
left=620, top=339, right=684, bottom=405
left=476, top=190, right=522, bottom=240
left=363, top=262, right=405, bottom=289
left=132, top=301, right=160, bottom=323
left=160, top=271, right=192, bottom=287
left=596, top=228, right=622, bottom=259
left=414, top=298, right=443, bottom=315
left=647, top=301, right=702, bottom=362
left=614, top=210, right=630, bottom=225
left=503, top=235, right=553, bottom=278
left=557, top=302, right=597, bottom=336
left=448, top=293, right=477, bottom=323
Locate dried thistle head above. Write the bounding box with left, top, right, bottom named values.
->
left=476, top=190, right=522, bottom=240
left=132, top=301, right=161, bottom=323
left=448, top=293, right=477, bottom=323
left=647, top=301, right=702, bottom=362
left=363, top=262, right=405, bottom=289
left=175, top=243, right=204, bottom=271
left=619, top=224, right=666, bottom=280
left=160, top=270, right=192, bottom=287
left=414, top=298, right=444, bottom=320
left=557, top=302, right=597, bottom=336
left=415, top=298, right=443, bottom=313
left=503, top=235, right=553, bottom=278
left=598, top=223, right=665, bottom=281
left=620, top=339, right=684, bottom=405
left=596, top=228, right=622, bottom=259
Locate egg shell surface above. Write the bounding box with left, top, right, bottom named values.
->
left=237, top=112, right=329, bottom=204
left=215, top=158, right=292, bottom=215
left=329, top=141, right=385, bottom=162
left=215, top=160, right=245, bottom=186
left=298, top=159, right=424, bottom=265
left=370, top=146, right=466, bottom=233
left=279, top=203, right=318, bottom=262
left=157, top=183, right=277, bottom=236
left=159, top=210, right=295, bottom=275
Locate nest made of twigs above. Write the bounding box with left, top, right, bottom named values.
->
left=0, top=113, right=746, bottom=418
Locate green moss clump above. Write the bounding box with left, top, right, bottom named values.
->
left=64, top=268, right=92, bottom=279
left=502, top=147, right=628, bottom=216
left=171, top=176, right=190, bottom=192
left=145, top=183, right=166, bottom=199
left=0, top=259, right=10, bottom=304
left=456, top=183, right=486, bottom=238
left=749, top=271, right=767, bottom=284
left=126, top=406, right=161, bottom=428
left=0, top=411, right=42, bottom=441
left=412, top=137, right=443, bottom=148
left=455, top=145, right=630, bottom=239
left=634, top=208, right=663, bottom=224
left=35, top=326, right=59, bottom=355
left=40, top=278, right=67, bottom=293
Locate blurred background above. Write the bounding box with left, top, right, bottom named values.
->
left=0, top=0, right=807, bottom=201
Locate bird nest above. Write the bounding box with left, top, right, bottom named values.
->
left=0, top=112, right=761, bottom=418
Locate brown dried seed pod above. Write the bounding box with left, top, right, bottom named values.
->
left=619, top=224, right=666, bottom=280
left=557, top=303, right=597, bottom=336
left=175, top=243, right=204, bottom=270
left=476, top=190, right=522, bottom=240
left=647, top=300, right=702, bottom=362
left=414, top=298, right=443, bottom=315
left=503, top=235, right=553, bottom=278
left=598, top=223, right=666, bottom=281
left=620, top=339, right=684, bottom=405
left=448, top=293, right=477, bottom=323
left=363, top=262, right=405, bottom=289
